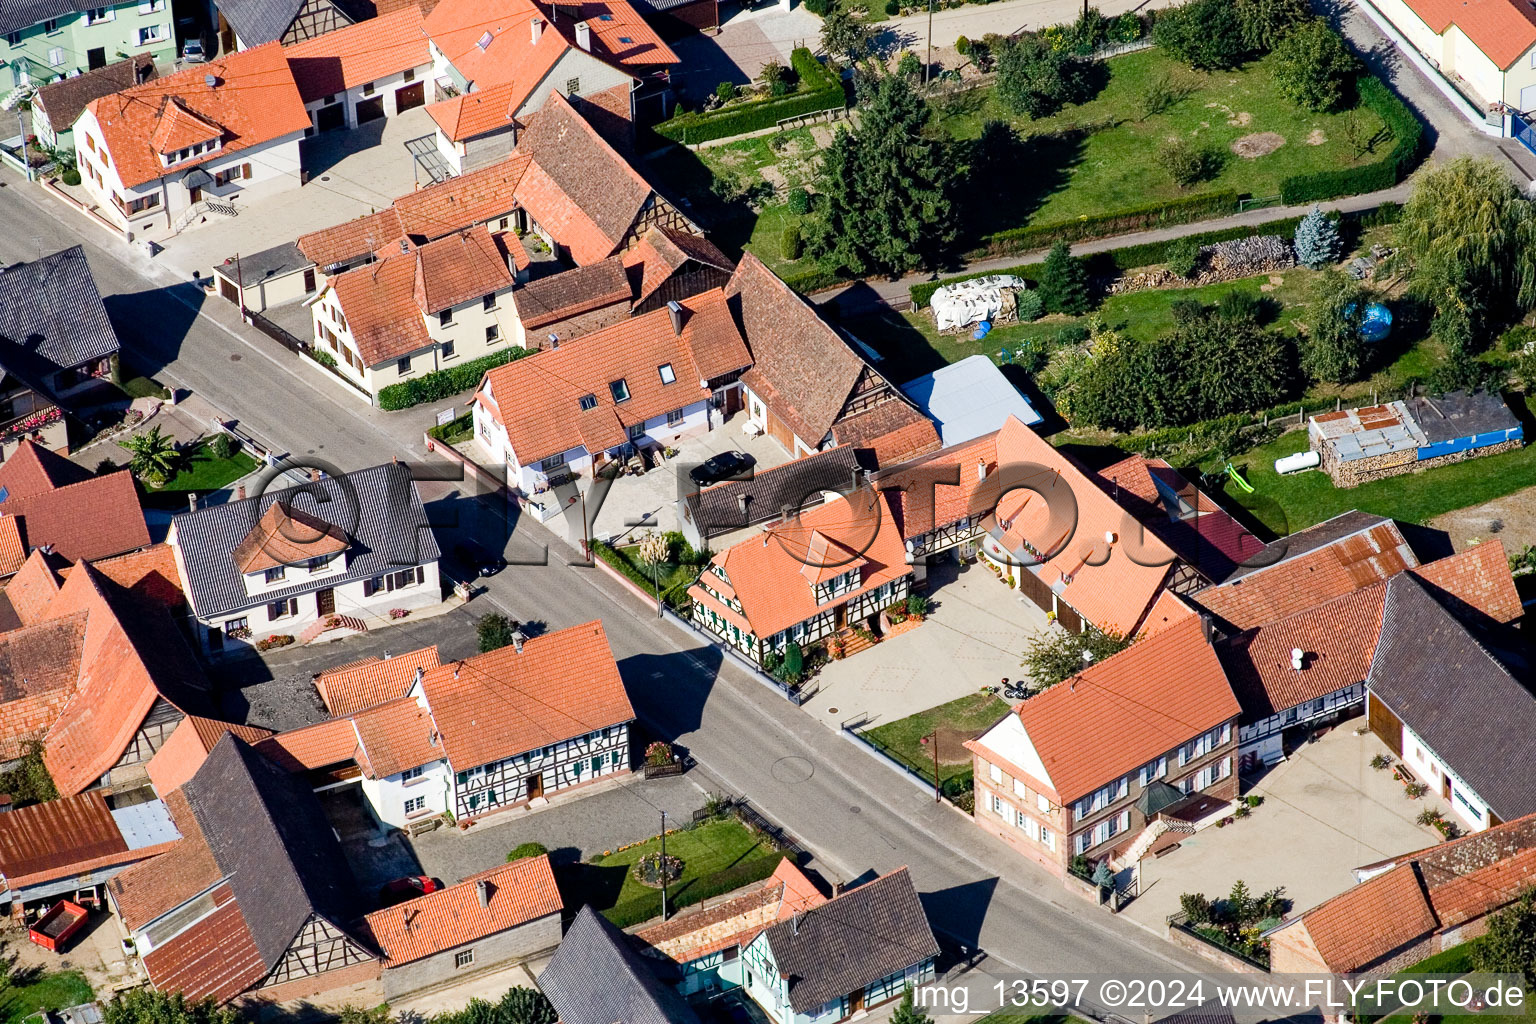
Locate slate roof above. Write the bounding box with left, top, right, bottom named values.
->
left=760, top=867, right=938, bottom=1015
left=33, top=56, right=157, bottom=137
left=213, top=0, right=307, bottom=46
left=170, top=462, right=440, bottom=619
left=362, top=855, right=562, bottom=964
left=682, top=445, right=872, bottom=539
left=514, top=255, right=632, bottom=331
left=0, top=0, right=77, bottom=38
left=1366, top=573, right=1536, bottom=821
left=540, top=905, right=704, bottom=1024
left=182, top=734, right=366, bottom=968
left=86, top=43, right=312, bottom=189
left=0, top=246, right=121, bottom=384
left=417, top=620, right=633, bottom=771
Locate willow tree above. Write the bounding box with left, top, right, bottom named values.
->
left=1395, top=156, right=1536, bottom=356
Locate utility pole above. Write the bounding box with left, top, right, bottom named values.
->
left=234, top=252, right=245, bottom=320
left=659, top=810, right=669, bottom=921
left=924, top=0, right=933, bottom=84
left=929, top=731, right=940, bottom=802
left=17, top=108, right=32, bottom=184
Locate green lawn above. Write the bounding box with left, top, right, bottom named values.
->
left=0, top=970, right=91, bottom=1024
left=862, top=691, right=1011, bottom=789
left=557, top=818, right=780, bottom=914
left=1367, top=937, right=1536, bottom=1024
left=1212, top=394, right=1536, bottom=535
left=133, top=441, right=259, bottom=509
left=933, top=48, right=1391, bottom=227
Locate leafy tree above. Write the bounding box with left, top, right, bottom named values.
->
left=760, top=59, right=790, bottom=95
left=1293, top=205, right=1342, bottom=268
left=1474, top=884, right=1536, bottom=988
left=897, top=50, right=921, bottom=78
left=889, top=988, right=934, bottom=1024
left=1302, top=271, right=1370, bottom=384
left=803, top=76, right=957, bottom=275
left=1038, top=241, right=1092, bottom=315
left=1022, top=627, right=1134, bottom=688
left=1396, top=156, right=1536, bottom=357
left=1153, top=0, right=1248, bottom=70
left=715, top=81, right=737, bottom=103
left=0, top=739, right=57, bottom=807
left=120, top=424, right=180, bottom=486
left=1234, top=0, right=1310, bottom=51
left=508, top=842, right=549, bottom=862
left=105, top=990, right=242, bottom=1024
left=495, top=988, right=558, bottom=1024
left=477, top=613, right=518, bottom=653
left=1225, top=879, right=1254, bottom=924
left=995, top=35, right=1097, bottom=119
left=820, top=3, right=871, bottom=63
left=1160, top=138, right=1221, bottom=186
left=1272, top=19, right=1357, bottom=112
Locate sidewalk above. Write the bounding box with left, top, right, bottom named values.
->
left=873, top=0, right=1177, bottom=52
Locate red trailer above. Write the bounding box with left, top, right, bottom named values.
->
left=29, top=901, right=88, bottom=953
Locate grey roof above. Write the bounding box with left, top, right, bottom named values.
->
left=212, top=0, right=305, bottom=45
left=761, top=867, right=939, bottom=1015
left=1402, top=389, right=1520, bottom=445
left=540, top=906, right=704, bottom=1024
left=1158, top=1004, right=1237, bottom=1024
left=1219, top=510, right=1393, bottom=584
left=0, top=246, right=120, bottom=383
left=0, top=0, right=80, bottom=38
left=1135, top=780, right=1187, bottom=817
left=170, top=462, right=441, bottom=618
left=33, top=55, right=157, bottom=134
left=1366, top=573, right=1536, bottom=822
left=182, top=734, right=365, bottom=968
left=223, top=242, right=313, bottom=284
left=682, top=445, right=872, bottom=540
left=899, top=355, right=1042, bottom=445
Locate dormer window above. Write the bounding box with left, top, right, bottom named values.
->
left=578, top=394, right=597, bottom=411
left=658, top=363, right=675, bottom=385
left=264, top=566, right=286, bottom=584
left=609, top=379, right=630, bottom=403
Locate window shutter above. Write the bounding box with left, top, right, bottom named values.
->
left=242, top=163, right=252, bottom=179
left=1118, top=809, right=1130, bottom=833
left=415, top=565, right=424, bottom=585
left=363, top=578, right=374, bottom=597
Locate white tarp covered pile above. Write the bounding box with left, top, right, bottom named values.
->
left=929, top=275, right=1029, bottom=331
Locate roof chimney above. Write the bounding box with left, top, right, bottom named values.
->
left=1291, top=647, right=1305, bottom=671
left=547, top=332, right=559, bottom=349
left=574, top=20, right=591, bottom=51
left=737, top=493, right=749, bottom=516
left=666, top=299, right=684, bottom=336
left=476, top=879, right=491, bottom=907
left=530, top=15, right=543, bottom=43
left=512, top=630, right=525, bottom=653
left=977, top=457, right=987, bottom=483
left=1081, top=649, right=1094, bottom=665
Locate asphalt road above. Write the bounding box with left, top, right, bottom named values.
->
left=0, top=173, right=1218, bottom=1002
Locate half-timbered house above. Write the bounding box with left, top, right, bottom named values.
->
left=108, top=734, right=382, bottom=1004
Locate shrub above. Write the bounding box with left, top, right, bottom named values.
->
left=1405, top=782, right=1430, bottom=799
left=1154, top=0, right=1248, bottom=70
left=1160, top=138, right=1222, bottom=186
left=780, top=224, right=803, bottom=260
left=1279, top=76, right=1424, bottom=204
left=1055, top=324, right=1091, bottom=346
left=956, top=34, right=971, bottom=54
left=716, top=81, right=738, bottom=102
left=1110, top=11, right=1143, bottom=42
left=1272, top=18, right=1357, bottom=112
left=312, top=349, right=338, bottom=370
left=787, top=186, right=811, bottom=214
left=907, top=593, right=929, bottom=618
left=508, top=842, right=549, bottom=861
left=1015, top=287, right=1044, bottom=321
left=61, top=168, right=81, bottom=186
left=1371, top=753, right=1394, bottom=770
left=1294, top=205, right=1342, bottom=268
left=209, top=432, right=234, bottom=460
left=1302, top=270, right=1370, bottom=384
left=885, top=0, right=899, bottom=13
left=376, top=348, right=529, bottom=411
left=655, top=49, right=844, bottom=144
left=782, top=641, right=804, bottom=680
left=1180, top=892, right=1212, bottom=924
left=1039, top=241, right=1092, bottom=315
left=477, top=613, right=519, bottom=653
left=804, top=0, right=829, bottom=14
left=1165, top=237, right=1201, bottom=277
left=973, top=190, right=1241, bottom=258
left=995, top=34, right=1099, bottom=119
left=897, top=49, right=921, bottom=78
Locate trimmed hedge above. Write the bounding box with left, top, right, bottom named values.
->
left=376, top=348, right=530, bottom=411
left=655, top=49, right=845, bottom=145
left=1278, top=76, right=1424, bottom=204
left=968, top=190, right=1241, bottom=260
left=602, top=853, right=786, bottom=929
left=593, top=542, right=697, bottom=610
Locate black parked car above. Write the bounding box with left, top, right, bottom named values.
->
left=689, top=450, right=755, bottom=488
left=454, top=541, right=506, bottom=577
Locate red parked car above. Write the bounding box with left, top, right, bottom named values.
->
left=378, top=876, right=442, bottom=906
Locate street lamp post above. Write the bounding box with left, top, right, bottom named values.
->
left=659, top=810, right=669, bottom=920
left=924, top=0, right=934, bottom=84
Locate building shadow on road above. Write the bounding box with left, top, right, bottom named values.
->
left=918, top=874, right=999, bottom=961
left=103, top=283, right=206, bottom=379
left=617, top=644, right=725, bottom=738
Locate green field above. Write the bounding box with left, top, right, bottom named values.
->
left=1, top=970, right=92, bottom=1024
left=933, top=48, right=1390, bottom=226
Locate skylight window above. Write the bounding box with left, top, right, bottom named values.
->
left=579, top=394, right=597, bottom=411
left=598, top=13, right=613, bottom=19
left=609, top=379, right=631, bottom=403
left=476, top=30, right=493, bottom=50
left=658, top=362, right=675, bottom=384
left=618, top=35, right=633, bottom=43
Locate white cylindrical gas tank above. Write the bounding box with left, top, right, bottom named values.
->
left=1275, top=450, right=1322, bottom=475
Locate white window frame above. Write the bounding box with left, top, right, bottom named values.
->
left=403, top=795, right=426, bottom=813
left=85, top=7, right=113, bottom=24
left=136, top=23, right=165, bottom=43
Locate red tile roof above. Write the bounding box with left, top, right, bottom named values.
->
left=1410, top=540, right=1523, bottom=624
left=87, top=42, right=311, bottom=189
left=418, top=620, right=632, bottom=771
left=5, top=550, right=60, bottom=626
left=363, top=855, right=562, bottom=963
left=329, top=251, right=433, bottom=367
left=66, top=543, right=185, bottom=611
left=986, top=617, right=1239, bottom=802
left=147, top=715, right=273, bottom=796
left=315, top=645, right=441, bottom=716
left=1297, top=863, right=1439, bottom=973
left=393, top=153, right=530, bottom=240
left=1191, top=518, right=1415, bottom=629
left=149, top=100, right=221, bottom=154
left=232, top=501, right=349, bottom=574
left=0, top=518, right=25, bottom=578
left=413, top=225, right=516, bottom=313
left=625, top=227, right=734, bottom=307
left=0, top=441, right=92, bottom=500
left=633, top=859, right=824, bottom=964
left=297, top=209, right=407, bottom=270
left=1398, top=0, right=1536, bottom=68
left=353, top=696, right=439, bottom=778
left=828, top=401, right=940, bottom=465
left=425, top=81, right=521, bottom=142
left=1219, top=583, right=1386, bottom=719
left=141, top=891, right=268, bottom=1002
left=0, top=611, right=85, bottom=761
left=688, top=488, right=912, bottom=642
left=1096, top=454, right=1265, bottom=582
left=1137, top=589, right=1198, bottom=637
left=284, top=8, right=430, bottom=104
left=476, top=288, right=749, bottom=464
left=0, top=468, right=150, bottom=564
left=253, top=716, right=359, bottom=771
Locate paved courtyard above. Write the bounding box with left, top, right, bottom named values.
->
left=1123, top=724, right=1449, bottom=931
left=154, top=107, right=438, bottom=278
left=800, top=558, right=1052, bottom=731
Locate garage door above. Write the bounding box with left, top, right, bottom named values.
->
left=1521, top=84, right=1536, bottom=112
left=315, top=104, right=344, bottom=132
left=395, top=82, right=425, bottom=111
left=355, top=97, right=385, bottom=124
